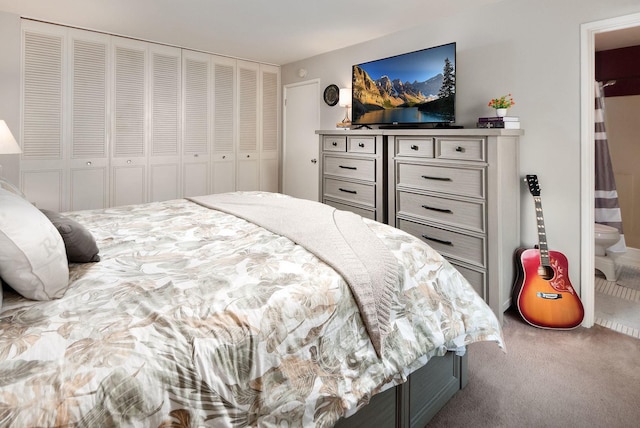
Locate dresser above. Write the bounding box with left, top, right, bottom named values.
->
left=317, top=128, right=522, bottom=322
left=317, top=131, right=386, bottom=222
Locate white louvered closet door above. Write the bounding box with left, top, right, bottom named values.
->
left=149, top=44, right=181, bottom=202
left=21, top=22, right=67, bottom=211
left=260, top=64, right=280, bottom=193
left=111, top=37, right=148, bottom=207
left=68, top=28, right=110, bottom=211
left=236, top=60, right=259, bottom=191
left=182, top=50, right=211, bottom=197
left=212, top=55, right=237, bottom=194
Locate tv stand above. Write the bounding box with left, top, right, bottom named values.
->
left=378, top=123, right=463, bottom=130
left=352, top=124, right=373, bottom=130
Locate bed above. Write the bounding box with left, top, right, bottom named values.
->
left=0, top=188, right=503, bottom=427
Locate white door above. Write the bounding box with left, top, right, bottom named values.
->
left=283, top=80, right=320, bottom=201
left=182, top=50, right=211, bottom=198
left=236, top=60, right=259, bottom=191
left=148, top=44, right=182, bottom=202
left=111, top=37, right=148, bottom=207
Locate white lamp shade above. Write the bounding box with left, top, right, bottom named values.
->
left=338, top=88, right=352, bottom=107
left=0, top=120, right=21, bottom=154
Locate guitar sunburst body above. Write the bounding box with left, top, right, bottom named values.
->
left=513, top=175, right=584, bottom=329
left=513, top=248, right=584, bottom=329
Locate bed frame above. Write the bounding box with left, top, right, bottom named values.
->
left=335, top=351, right=467, bottom=427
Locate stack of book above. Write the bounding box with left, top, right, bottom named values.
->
left=476, top=116, right=520, bottom=129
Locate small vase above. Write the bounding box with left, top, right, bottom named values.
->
left=495, top=108, right=507, bottom=117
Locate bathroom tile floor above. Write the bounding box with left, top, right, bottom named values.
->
left=595, top=261, right=640, bottom=339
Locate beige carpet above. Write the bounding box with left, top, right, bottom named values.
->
left=428, top=309, right=640, bottom=427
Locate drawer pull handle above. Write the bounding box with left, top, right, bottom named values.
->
left=421, top=175, right=452, bottom=182
left=422, top=205, right=453, bottom=214
left=332, top=142, right=338, bottom=146
left=339, top=188, right=357, bottom=194
left=411, top=144, right=419, bottom=150
left=358, top=142, right=365, bottom=148
left=455, top=146, right=465, bottom=152
left=339, top=165, right=357, bottom=170
left=421, top=235, right=453, bottom=246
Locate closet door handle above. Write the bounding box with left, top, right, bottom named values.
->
left=339, top=188, right=357, bottom=194
left=339, top=165, right=357, bottom=170
left=421, top=175, right=452, bottom=181
left=421, top=235, right=453, bottom=246
left=421, top=205, right=453, bottom=214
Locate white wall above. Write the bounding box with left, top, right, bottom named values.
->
left=281, top=0, right=640, bottom=294
left=0, top=12, right=20, bottom=184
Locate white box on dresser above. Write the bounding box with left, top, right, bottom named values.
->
left=317, top=128, right=522, bottom=323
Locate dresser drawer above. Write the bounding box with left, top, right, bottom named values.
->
left=324, top=178, right=375, bottom=208
left=449, top=261, right=486, bottom=299
left=397, top=163, right=485, bottom=199
left=436, top=138, right=485, bottom=162
left=398, top=219, right=485, bottom=267
left=396, top=138, right=434, bottom=158
left=323, top=136, right=347, bottom=152
left=397, top=191, right=485, bottom=233
left=324, top=156, right=376, bottom=182
left=323, top=198, right=376, bottom=220
left=348, top=137, right=376, bottom=154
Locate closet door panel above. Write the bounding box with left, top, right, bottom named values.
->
left=183, top=50, right=211, bottom=197
left=68, top=28, right=110, bottom=210
left=20, top=21, right=67, bottom=211
left=149, top=44, right=181, bottom=201
left=260, top=65, right=280, bottom=192
left=112, top=165, right=146, bottom=207
left=237, top=60, right=259, bottom=191
left=111, top=37, right=147, bottom=206
left=212, top=56, right=236, bottom=193
left=150, top=163, right=179, bottom=202
left=70, top=167, right=107, bottom=210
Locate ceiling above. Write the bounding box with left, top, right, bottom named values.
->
left=0, top=0, right=507, bottom=65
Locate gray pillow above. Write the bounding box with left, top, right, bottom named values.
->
left=40, top=210, right=100, bottom=263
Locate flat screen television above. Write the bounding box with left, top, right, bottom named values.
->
left=351, top=42, right=456, bottom=128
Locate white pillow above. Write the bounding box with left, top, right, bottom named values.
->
left=0, top=177, right=26, bottom=199
left=0, top=188, right=69, bottom=300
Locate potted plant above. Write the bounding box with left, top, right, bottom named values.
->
left=488, top=94, right=515, bottom=117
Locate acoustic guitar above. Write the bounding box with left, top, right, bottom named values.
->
left=512, top=175, right=584, bottom=329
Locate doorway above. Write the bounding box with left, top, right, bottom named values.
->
left=282, top=79, right=321, bottom=201
left=580, top=12, right=640, bottom=327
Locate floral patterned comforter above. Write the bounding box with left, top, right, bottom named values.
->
left=0, top=194, right=503, bottom=427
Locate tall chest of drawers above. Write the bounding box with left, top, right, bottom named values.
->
left=317, top=131, right=386, bottom=222
left=316, top=129, right=521, bottom=322
left=389, top=130, right=521, bottom=322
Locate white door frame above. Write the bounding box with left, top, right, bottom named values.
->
left=579, top=12, right=640, bottom=327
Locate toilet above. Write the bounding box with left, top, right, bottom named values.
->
left=594, top=223, right=622, bottom=281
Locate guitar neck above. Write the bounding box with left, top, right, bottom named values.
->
left=533, top=196, right=550, bottom=267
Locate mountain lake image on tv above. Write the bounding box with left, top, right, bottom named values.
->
left=352, top=42, right=456, bottom=127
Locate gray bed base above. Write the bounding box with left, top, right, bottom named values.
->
left=334, top=351, right=468, bottom=428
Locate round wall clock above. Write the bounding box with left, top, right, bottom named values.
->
left=323, top=84, right=340, bottom=106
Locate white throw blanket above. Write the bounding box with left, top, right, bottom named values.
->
left=189, top=192, right=398, bottom=357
